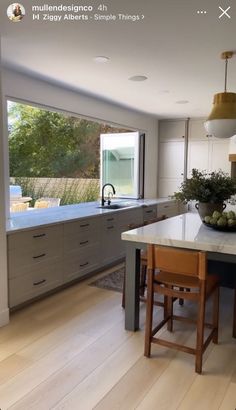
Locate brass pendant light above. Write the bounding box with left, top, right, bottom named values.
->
left=205, top=51, right=236, bottom=138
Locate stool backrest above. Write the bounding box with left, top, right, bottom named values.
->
left=147, top=245, right=207, bottom=280
left=10, top=202, right=29, bottom=212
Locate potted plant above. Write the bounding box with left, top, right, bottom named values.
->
left=173, top=169, right=236, bottom=219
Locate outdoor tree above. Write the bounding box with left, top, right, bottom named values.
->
left=8, top=102, right=101, bottom=178
left=8, top=102, right=130, bottom=205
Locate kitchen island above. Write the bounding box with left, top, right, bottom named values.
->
left=121, top=212, right=236, bottom=334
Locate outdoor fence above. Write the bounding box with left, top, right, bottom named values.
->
left=10, top=177, right=100, bottom=205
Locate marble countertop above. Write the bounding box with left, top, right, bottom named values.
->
left=6, top=198, right=172, bottom=233
left=122, top=212, right=236, bottom=255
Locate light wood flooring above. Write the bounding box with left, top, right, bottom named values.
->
left=0, top=265, right=235, bottom=410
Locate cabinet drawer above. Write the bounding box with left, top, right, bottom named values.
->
left=157, top=202, right=178, bottom=218
left=8, top=241, right=63, bottom=279
left=64, top=244, right=100, bottom=282
left=9, top=258, right=63, bottom=307
left=118, top=208, right=143, bottom=231
left=8, top=225, right=63, bottom=251
left=64, top=218, right=101, bottom=252
left=102, top=214, right=118, bottom=230
left=64, top=217, right=100, bottom=236
left=64, top=230, right=99, bottom=252
left=143, top=206, right=157, bottom=222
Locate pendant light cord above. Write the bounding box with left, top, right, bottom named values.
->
left=224, top=58, right=228, bottom=92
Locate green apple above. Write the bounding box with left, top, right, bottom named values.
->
left=212, top=211, right=221, bottom=220
left=217, top=217, right=227, bottom=227
left=228, top=219, right=236, bottom=227
left=227, top=211, right=235, bottom=220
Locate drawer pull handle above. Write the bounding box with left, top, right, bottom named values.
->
left=33, top=233, right=46, bottom=238
left=107, top=226, right=114, bottom=229
left=164, top=205, right=169, bottom=208
left=80, top=240, right=89, bottom=245
left=80, top=262, right=89, bottom=267
left=107, top=218, right=114, bottom=221
left=33, top=279, right=46, bottom=286
left=80, top=223, right=90, bottom=228
left=33, top=253, right=46, bottom=259
left=146, top=210, right=153, bottom=214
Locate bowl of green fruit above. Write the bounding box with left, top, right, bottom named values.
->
left=203, top=210, right=236, bottom=231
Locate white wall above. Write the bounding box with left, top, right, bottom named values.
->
left=0, top=68, right=158, bottom=326
left=0, top=56, right=10, bottom=326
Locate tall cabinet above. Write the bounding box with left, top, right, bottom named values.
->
left=187, top=120, right=230, bottom=177
left=158, top=120, right=186, bottom=197
left=158, top=119, right=231, bottom=197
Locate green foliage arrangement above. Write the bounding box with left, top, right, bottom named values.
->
left=173, top=169, right=236, bottom=203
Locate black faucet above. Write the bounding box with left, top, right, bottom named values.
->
left=101, top=183, right=116, bottom=206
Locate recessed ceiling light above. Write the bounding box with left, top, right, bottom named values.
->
left=94, top=56, right=110, bottom=63
left=159, top=90, right=170, bottom=94
left=129, top=75, right=148, bottom=82
left=176, top=100, right=189, bottom=104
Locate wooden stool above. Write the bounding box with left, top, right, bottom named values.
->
left=144, top=245, right=219, bottom=374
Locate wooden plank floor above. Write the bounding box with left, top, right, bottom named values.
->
left=0, top=265, right=235, bottom=410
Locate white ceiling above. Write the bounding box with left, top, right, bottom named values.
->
left=1, top=0, right=236, bottom=118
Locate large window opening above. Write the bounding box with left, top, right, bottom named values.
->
left=8, top=101, right=143, bottom=212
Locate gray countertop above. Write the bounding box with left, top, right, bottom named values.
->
left=7, top=198, right=173, bottom=233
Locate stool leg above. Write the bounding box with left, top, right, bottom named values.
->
left=167, top=286, right=173, bottom=332
left=212, top=287, right=219, bottom=344
left=195, top=283, right=206, bottom=374
left=144, top=268, right=154, bottom=357
left=233, top=288, right=236, bottom=339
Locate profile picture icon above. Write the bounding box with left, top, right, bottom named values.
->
left=7, top=3, right=25, bottom=22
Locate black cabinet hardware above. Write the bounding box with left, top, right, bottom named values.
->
left=80, top=240, right=89, bottom=245
left=33, top=253, right=46, bottom=259
left=80, top=262, right=89, bottom=267
left=33, top=233, right=46, bottom=238
left=33, top=279, right=46, bottom=286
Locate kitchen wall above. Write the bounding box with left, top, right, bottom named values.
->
left=0, top=48, right=9, bottom=326
left=0, top=67, right=159, bottom=326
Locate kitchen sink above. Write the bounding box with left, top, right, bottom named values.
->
left=97, top=203, right=132, bottom=209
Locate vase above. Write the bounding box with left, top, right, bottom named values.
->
left=195, top=202, right=226, bottom=220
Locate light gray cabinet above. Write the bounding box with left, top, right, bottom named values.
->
left=8, top=225, right=63, bottom=307
left=158, top=119, right=231, bottom=197
left=157, top=201, right=178, bottom=218
left=101, top=214, right=121, bottom=265
left=118, top=207, right=143, bottom=255
left=63, top=217, right=101, bottom=282
left=7, top=202, right=184, bottom=308
left=101, top=207, right=143, bottom=264
left=143, top=205, right=157, bottom=222
left=158, top=120, right=186, bottom=197
left=187, top=120, right=230, bottom=176
left=157, top=201, right=187, bottom=218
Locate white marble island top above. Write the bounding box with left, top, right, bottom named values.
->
left=122, top=212, right=236, bottom=256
